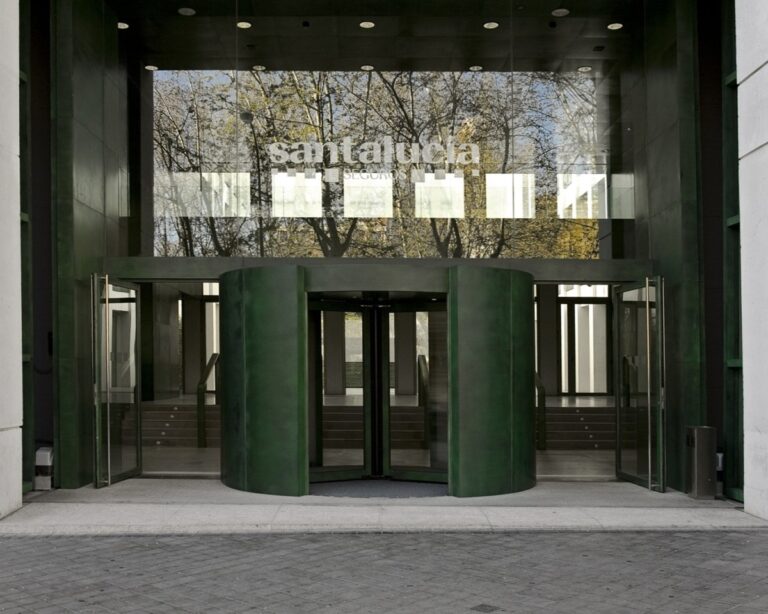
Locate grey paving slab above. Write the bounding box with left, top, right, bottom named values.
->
left=3, top=532, right=768, bottom=612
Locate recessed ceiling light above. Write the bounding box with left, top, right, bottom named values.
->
left=237, top=21, right=252, bottom=29
left=117, top=22, right=129, bottom=30
left=359, top=21, right=375, bottom=29
left=551, top=8, right=570, bottom=17
left=177, top=7, right=195, bottom=16
left=252, top=65, right=266, bottom=71
left=360, top=65, right=374, bottom=71
left=577, top=65, right=592, bottom=73
left=607, top=22, right=624, bottom=30
left=469, top=65, right=483, bottom=72
left=145, top=65, right=159, bottom=71
left=483, top=21, right=499, bottom=30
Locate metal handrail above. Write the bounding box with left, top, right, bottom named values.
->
left=197, top=352, right=220, bottom=448
left=535, top=373, right=547, bottom=451
left=417, top=354, right=430, bottom=448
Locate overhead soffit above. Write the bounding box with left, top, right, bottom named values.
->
left=111, top=0, right=640, bottom=73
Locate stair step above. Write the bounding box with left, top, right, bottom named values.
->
left=142, top=439, right=221, bottom=447
left=545, top=442, right=616, bottom=450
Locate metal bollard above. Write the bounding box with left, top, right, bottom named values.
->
left=686, top=426, right=716, bottom=499
left=34, top=446, right=53, bottom=491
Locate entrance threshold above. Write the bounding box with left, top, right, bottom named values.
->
left=309, top=479, right=448, bottom=498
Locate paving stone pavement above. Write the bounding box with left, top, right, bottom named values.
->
left=2, top=531, right=768, bottom=613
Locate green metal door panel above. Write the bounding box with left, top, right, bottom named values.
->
left=508, top=272, right=537, bottom=491
left=219, top=270, right=246, bottom=489
left=219, top=266, right=309, bottom=496
left=448, top=266, right=535, bottom=496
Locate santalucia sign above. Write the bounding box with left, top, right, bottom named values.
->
left=267, top=136, right=480, bottom=166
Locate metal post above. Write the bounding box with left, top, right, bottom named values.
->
left=645, top=277, right=652, bottom=490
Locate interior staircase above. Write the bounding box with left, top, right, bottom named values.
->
left=543, top=403, right=617, bottom=450
left=121, top=403, right=221, bottom=448
left=321, top=405, right=427, bottom=450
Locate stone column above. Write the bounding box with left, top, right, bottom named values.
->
left=0, top=0, right=22, bottom=519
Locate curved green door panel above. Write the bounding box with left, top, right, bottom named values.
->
left=448, top=266, right=535, bottom=496
left=508, top=272, right=537, bottom=491
left=219, top=266, right=308, bottom=496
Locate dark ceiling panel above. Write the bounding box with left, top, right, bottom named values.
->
left=112, top=0, right=640, bottom=72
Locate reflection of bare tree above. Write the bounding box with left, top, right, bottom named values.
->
left=153, top=69, right=602, bottom=258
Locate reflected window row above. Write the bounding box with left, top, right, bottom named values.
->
left=156, top=170, right=634, bottom=220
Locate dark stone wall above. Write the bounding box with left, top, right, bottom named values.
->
left=635, top=0, right=707, bottom=490
left=53, top=0, right=129, bottom=487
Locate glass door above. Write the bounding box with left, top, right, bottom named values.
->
left=308, top=294, right=448, bottom=484
left=308, top=302, right=371, bottom=481
left=386, top=301, right=448, bottom=483
left=614, top=277, right=665, bottom=491
left=92, top=275, right=141, bottom=487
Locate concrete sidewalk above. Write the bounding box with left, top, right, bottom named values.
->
left=0, top=479, right=763, bottom=535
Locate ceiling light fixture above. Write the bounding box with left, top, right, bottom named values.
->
left=469, top=65, right=483, bottom=72
left=359, top=21, right=375, bottom=29
left=577, top=65, right=592, bottom=73
left=117, top=22, right=129, bottom=30
left=483, top=21, right=499, bottom=29
left=360, top=64, right=374, bottom=71
left=145, top=65, right=159, bottom=71
left=177, top=7, right=196, bottom=16
left=252, top=65, right=266, bottom=71
left=237, top=21, right=252, bottom=29
left=551, top=8, right=570, bottom=17
left=607, top=22, right=624, bottom=30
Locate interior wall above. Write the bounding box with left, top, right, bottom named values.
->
left=182, top=294, right=204, bottom=394
left=735, top=0, right=768, bottom=519
left=152, top=285, right=182, bottom=399
left=0, top=0, right=22, bottom=518
left=536, top=285, right=559, bottom=395
left=53, top=0, right=129, bottom=487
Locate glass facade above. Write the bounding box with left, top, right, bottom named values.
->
left=145, top=4, right=643, bottom=259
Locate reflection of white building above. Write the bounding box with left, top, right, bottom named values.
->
left=155, top=171, right=251, bottom=217
left=271, top=171, right=323, bottom=218
left=557, top=173, right=608, bottom=219
left=343, top=172, right=393, bottom=218
left=556, top=172, right=636, bottom=219
left=414, top=173, right=464, bottom=219
left=485, top=173, right=535, bottom=219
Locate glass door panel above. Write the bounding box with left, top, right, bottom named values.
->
left=309, top=305, right=369, bottom=481
left=93, top=276, right=140, bottom=487
left=615, top=278, right=665, bottom=491
left=388, top=305, right=448, bottom=482
left=308, top=295, right=448, bottom=484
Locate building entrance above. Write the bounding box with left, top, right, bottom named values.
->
left=308, top=293, right=448, bottom=484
